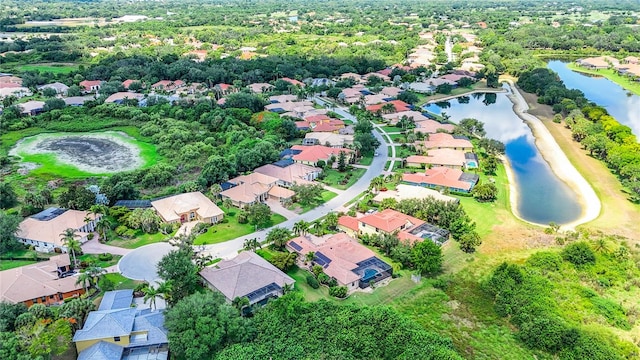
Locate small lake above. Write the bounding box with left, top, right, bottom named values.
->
left=423, top=89, right=582, bottom=225
left=548, top=60, right=640, bottom=138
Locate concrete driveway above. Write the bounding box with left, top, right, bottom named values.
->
left=118, top=243, right=175, bottom=283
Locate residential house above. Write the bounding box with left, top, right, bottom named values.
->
left=184, top=49, right=208, bottom=62
left=37, top=82, right=69, bottom=95
left=264, top=100, right=314, bottom=116
left=290, top=145, right=353, bottom=166
left=311, top=119, right=346, bottom=133
left=364, top=72, right=390, bottom=83
left=151, top=191, right=224, bottom=224
left=0, top=75, right=22, bottom=85
left=304, top=132, right=354, bottom=148
left=380, top=86, right=404, bottom=97
left=372, top=184, right=458, bottom=205
left=576, top=56, right=619, bottom=70
left=200, top=251, right=295, bottom=306
left=439, top=73, right=474, bottom=84
left=17, top=207, right=100, bottom=252
left=269, top=94, right=298, bottom=103
left=417, top=133, right=473, bottom=151
left=403, top=167, right=479, bottom=193
left=74, top=290, right=168, bottom=360
left=414, top=119, right=456, bottom=134
left=0, top=86, right=31, bottom=99
left=382, top=110, right=429, bottom=125
left=220, top=172, right=294, bottom=208
left=280, top=77, right=305, bottom=87
left=18, top=100, right=46, bottom=115
left=364, top=94, right=389, bottom=105
left=151, top=80, right=185, bottom=92
left=0, top=254, right=84, bottom=307
left=405, top=148, right=468, bottom=169
left=623, top=56, right=639, bottom=65
left=63, top=96, right=95, bottom=107
left=306, top=78, right=336, bottom=87
left=254, top=162, right=322, bottom=187
left=121, top=79, right=139, bottom=90
left=339, top=208, right=450, bottom=245
left=104, top=92, right=144, bottom=104
left=366, top=100, right=411, bottom=113
left=287, top=233, right=393, bottom=292
left=249, top=82, right=274, bottom=93
left=79, top=80, right=102, bottom=93
left=339, top=72, right=363, bottom=82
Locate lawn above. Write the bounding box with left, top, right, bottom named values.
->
left=320, top=168, right=366, bottom=190
left=359, top=155, right=373, bottom=166
left=567, top=63, right=640, bottom=96
left=107, top=231, right=169, bottom=249
left=194, top=208, right=286, bottom=245
left=18, top=64, right=79, bottom=74
left=103, top=273, right=143, bottom=290
left=287, top=266, right=330, bottom=302
left=389, top=133, right=406, bottom=142
left=381, top=125, right=401, bottom=133
left=77, top=254, right=122, bottom=268
left=395, top=146, right=418, bottom=158
left=0, top=259, right=37, bottom=271
left=288, top=190, right=338, bottom=213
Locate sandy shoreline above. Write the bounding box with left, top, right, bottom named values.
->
left=503, top=80, right=601, bottom=230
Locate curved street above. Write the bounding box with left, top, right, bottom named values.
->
left=119, top=98, right=392, bottom=279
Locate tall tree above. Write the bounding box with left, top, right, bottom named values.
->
left=60, top=228, right=81, bottom=267
left=0, top=212, right=22, bottom=254
left=157, top=249, right=200, bottom=305
left=411, top=240, right=443, bottom=275
left=266, top=227, right=292, bottom=250
left=293, top=220, right=310, bottom=236
left=0, top=182, right=17, bottom=209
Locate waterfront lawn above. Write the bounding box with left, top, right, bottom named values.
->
left=416, top=81, right=491, bottom=105
left=320, top=168, right=366, bottom=190
left=568, top=63, right=640, bottom=96
left=107, top=231, right=169, bottom=249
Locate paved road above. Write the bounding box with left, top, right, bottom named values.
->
left=445, top=36, right=454, bottom=63
left=118, top=243, right=175, bottom=283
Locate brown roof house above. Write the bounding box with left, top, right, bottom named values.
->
left=414, top=119, right=456, bottom=134
left=17, top=208, right=101, bottom=253
left=79, top=80, right=102, bottom=93
left=287, top=233, right=393, bottom=292
left=403, top=167, right=479, bottom=193
left=290, top=145, right=353, bottom=166
left=417, top=133, right=473, bottom=151
left=200, top=251, right=294, bottom=306
left=151, top=191, right=224, bottom=224
left=254, top=162, right=322, bottom=187
left=221, top=172, right=294, bottom=208
left=0, top=254, right=84, bottom=307
left=405, top=148, right=468, bottom=169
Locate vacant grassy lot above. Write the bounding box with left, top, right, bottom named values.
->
left=18, top=64, right=79, bottom=74
left=320, top=168, right=366, bottom=190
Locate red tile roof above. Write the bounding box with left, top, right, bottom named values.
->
left=377, top=68, right=393, bottom=76
left=281, top=77, right=305, bottom=87
left=122, top=79, right=137, bottom=89
left=402, top=167, right=472, bottom=191
left=338, top=216, right=359, bottom=231
left=358, top=209, right=424, bottom=234
left=304, top=114, right=330, bottom=122
left=290, top=145, right=352, bottom=163
left=421, top=133, right=473, bottom=150
left=366, top=100, right=411, bottom=113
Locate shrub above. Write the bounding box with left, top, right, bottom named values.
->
left=98, top=253, right=113, bottom=261
left=98, top=276, right=115, bottom=291
left=527, top=251, right=563, bottom=272
left=115, top=225, right=129, bottom=236
left=317, top=273, right=330, bottom=285
left=237, top=212, right=248, bottom=224
left=87, top=233, right=95, bottom=240
left=329, top=286, right=348, bottom=298
left=562, top=242, right=596, bottom=266
left=306, top=274, right=319, bottom=289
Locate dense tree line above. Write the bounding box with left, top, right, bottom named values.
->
left=165, top=291, right=462, bottom=360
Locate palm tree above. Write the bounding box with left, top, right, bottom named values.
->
left=209, top=184, right=223, bottom=200
left=593, top=238, right=610, bottom=254
left=232, top=296, right=250, bottom=311
left=243, top=238, right=260, bottom=252
left=282, top=283, right=294, bottom=295
left=143, top=285, right=160, bottom=311
left=156, top=281, right=173, bottom=307
left=75, top=272, right=92, bottom=291
left=95, top=218, right=111, bottom=242
left=369, top=176, right=385, bottom=193
left=60, top=228, right=81, bottom=267
left=305, top=251, right=316, bottom=264
left=293, top=220, right=310, bottom=236
left=85, top=266, right=106, bottom=288
left=313, top=220, right=325, bottom=236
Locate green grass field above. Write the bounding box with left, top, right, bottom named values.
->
left=194, top=211, right=286, bottom=245
left=359, top=155, right=373, bottom=165
left=18, top=64, right=79, bottom=74
left=320, top=168, right=366, bottom=190
left=567, top=62, right=640, bottom=96
left=0, top=259, right=37, bottom=271
left=107, top=231, right=168, bottom=249
left=77, top=254, right=122, bottom=268
left=288, top=190, right=338, bottom=213
left=103, top=273, right=143, bottom=290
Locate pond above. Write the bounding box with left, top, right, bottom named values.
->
left=548, top=60, right=640, bottom=138
left=424, top=89, right=583, bottom=225
left=9, top=131, right=154, bottom=176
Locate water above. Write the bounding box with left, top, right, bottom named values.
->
left=424, top=90, right=582, bottom=225
left=548, top=60, right=640, bottom=138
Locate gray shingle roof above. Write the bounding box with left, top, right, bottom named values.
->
left=98, top=289, right=134, bottom=311
left=130, top=310, right=168, bottom=347
left=199, top=251, right=295, bottom=302
left=73, top=308, right=136, bottom=341
left=77, top=341, right=123, bottom=360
